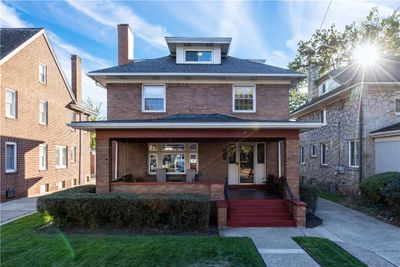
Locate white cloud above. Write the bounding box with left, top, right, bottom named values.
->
left=0, top=2, right=31, bottom=27
left=65, top=0, right=170, bottom=49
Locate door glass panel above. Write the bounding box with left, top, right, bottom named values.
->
left=228, top=144, right=236, bottom=164
left=240, top=145, right=254, bottom=183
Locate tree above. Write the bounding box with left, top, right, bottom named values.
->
left=288, top=7, right=400, bottom=78
left=289, top=89, right=308, bottom=112
left=85, top=98, right=103, bottom=149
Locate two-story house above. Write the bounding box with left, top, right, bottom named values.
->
left=291, top=57, right=400, bottom=194
left=1, top=28, right=94, bottom=201
left=71, top=24, right=323, bottom=228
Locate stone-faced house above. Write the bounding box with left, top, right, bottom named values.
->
left=0, top=28, right=94, bottom=201
left=71, top=24, right=324, bottom=228
left=291, top=57, right=400, bottom=194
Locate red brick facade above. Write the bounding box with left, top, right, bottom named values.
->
left=0, top=33, right=92, bottom=201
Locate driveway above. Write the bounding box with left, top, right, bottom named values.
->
left=221, top=198, right=400, bottom=267
left=0, top=197, right=38, bottom=225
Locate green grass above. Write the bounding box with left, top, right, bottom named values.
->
left=293, top=237, right=366, bottom=267
left=1, top=213, right=265, bottom=267
left=318, top=191, right=347, bottom=203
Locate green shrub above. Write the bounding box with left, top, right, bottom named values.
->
left=382, top=178, right=400, bottom=216
left=360, top=172, right=400, bottom=203
left=300, top=183, right=318, bottom=214
left=37, top=191, right=210, bottom=232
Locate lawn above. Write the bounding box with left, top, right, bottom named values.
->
left=293, top=237, right=366, bottom=267
left=1, top=213, right=265, bottom=267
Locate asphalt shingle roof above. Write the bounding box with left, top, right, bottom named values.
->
left=371, top=122, right=400, bottom=134
left=0, top=28, right=42, bottom=60
left=88, top=56, right=302, bottom=76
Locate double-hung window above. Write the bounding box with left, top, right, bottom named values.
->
left=142, top=85, right=166, bottom=112
left=39, top=101, right=48, bottom=125
left=5, top=89, right=16, bottom=119
left=70, top=146, right=76, bottom=163
left=5, top=142, right=17, bottom=173
left=233, top=85, right=256, bottom=112
left=39, top=144, right=47, bottom=170
left=320, top=144, right=327, bottom=166
left=348, top=141, right=359, bottom=167
left=56, top=145, right=67, bottom=169
left=311, top=145, right=317, bottom=157
left=300, top=146, right=305, bottom=164
left=320, top=109, right=327, bottom=123
left=39, top=64, right=47, bottom=84
left=185, top=50, right=213, bottom=63
left=396, top=98, right=400, bottom=115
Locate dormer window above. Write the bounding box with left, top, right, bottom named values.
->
left=185, top=50, right=213, bottom=63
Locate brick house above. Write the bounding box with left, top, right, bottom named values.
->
left=71, top=24, right=324, bottom=227
left=291, top=57, right=400, bottom=194
left=0, top=28, right=94, bottom=201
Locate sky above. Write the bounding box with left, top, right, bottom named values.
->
left=1, top=0, right=398, bottom=117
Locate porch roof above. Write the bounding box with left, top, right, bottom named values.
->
left=70, top=113, right=324, bottom=131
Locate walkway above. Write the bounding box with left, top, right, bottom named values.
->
left=0, top=197, right=38, bottom=225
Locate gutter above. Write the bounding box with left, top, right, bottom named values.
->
left=70, top=103, right=97, bottom=116
left=87, top=72, right=307, bottom=78
left=370, top=129, right=400, bottom=138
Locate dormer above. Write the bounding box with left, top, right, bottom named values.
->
left=165, top=37, right=232, bottom=64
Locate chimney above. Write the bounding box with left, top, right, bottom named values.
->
left=118, top=24, right=134, bottom=65
left=307, top=64, right=318, bottom=101
left=71, top=55, right=82, bottom=103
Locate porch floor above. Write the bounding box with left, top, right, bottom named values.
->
left=228, top=186, right=281, bottom=200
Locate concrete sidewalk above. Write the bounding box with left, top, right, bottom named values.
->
left=0, top=197, right=38, bottom=225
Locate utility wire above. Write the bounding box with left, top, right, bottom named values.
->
left=319, top=0, right=333, bottom=31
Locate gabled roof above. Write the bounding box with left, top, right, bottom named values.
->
left=315, top=69, right=343, bottom=85
left=0, top=28, right=43, bottom=62
left=165, top=37, right=232, bottom=57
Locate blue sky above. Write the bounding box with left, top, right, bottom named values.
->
left=1, top=0, right=398, bottom=117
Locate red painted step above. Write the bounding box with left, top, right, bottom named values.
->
left=227, top=219, right=296, bottom=227
left=229, top=212, right=292, bottom=220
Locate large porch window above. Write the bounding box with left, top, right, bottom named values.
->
left=148, top=143, right=198, bottom=174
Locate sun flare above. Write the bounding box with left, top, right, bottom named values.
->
left=353, top=43, right=380, bottom=66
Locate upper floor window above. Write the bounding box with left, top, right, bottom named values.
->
left=5, top=89, right=16, bottom=119
left=39, top=64, right=47, bottom=84
left=320, top=144, right=327, bottom=166
left=142, top=85, right=166, bottom=112
left=320, top=109, right=327, bottom=123
left=233, top=85, right=256, bottom=113
left=39, top=144, right=47, bottom=170
left=348, top=141, right=359, bottom=168
left=396, top=98, right=400, bottom=115
left=321, top=83, right=327, bottom=94
left=39, top=101, right=48, bottom=125
left=185, top=50, right=213, bottom=63
left=56, top=145, right=67, bottom=169
left=70, top=146, right=76, bottom=163
left=300, top=146, right=305, bottom=164
left=311, top=145, right=317, bottom=157
left=5, top=142, right=17, bottom=173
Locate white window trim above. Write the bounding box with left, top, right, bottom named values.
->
left=232, top=84, right=256, bottom=113
left=348, top=141, right=359, bottom=168
left=395, top=98, right=400, bottom=115
left=141, top=84, right=166, bottom=113
left=183, top=49, right=214, bottom=64
left=39, top=100, right=48, bottom=125
left=5, top=89, right=16, bottom=119
left=148, top=153, right=158, bottom=174
left=55, top=145, right=67, bottom=169
left=311, top=145, right=317, bottom=157
left=70, top=146, right=76, bottom=163
left=39, top=144, right=47, bottom=171
left=5, top=141, right=17, bottom=173
left=300, top=146, right=305, bottom=164
left=320, top=144, right=328, bottom=166
left=320, top=109, right=327, bottom=123
left=39, top=63, right=47, bottom=84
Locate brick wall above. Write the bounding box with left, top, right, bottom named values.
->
left=0, top=34, right=91, bottom=201
left=107, top=83, right=290, bottom=120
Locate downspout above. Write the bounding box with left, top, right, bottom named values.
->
left=358, top=86, right=364, bottom=185
left=79, top=128, right=82, bottom=184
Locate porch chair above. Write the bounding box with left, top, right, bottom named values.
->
left=156, top=168, right=166, bottom=182
left=186, top=169, right=196, bottom=182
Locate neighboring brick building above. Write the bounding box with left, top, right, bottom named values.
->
left=291, top=57, right=400, bottom=194
left=72, top=24, right=324, bottom=228
left=0, top=28, right=94, bottom=201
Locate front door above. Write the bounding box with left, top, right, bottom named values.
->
left=239, top=144, right=254, bottom=184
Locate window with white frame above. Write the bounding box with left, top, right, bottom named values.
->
left=56, top=145, right=67, bottom=168
left=5, top=142, right=17, bottom=173
left=348, top=141, right=359, bottom=167
left=233, top=85, right=256, bottom=112
left=320, top=109, right=327, bottom=123
left=70, top=146, right=76, bottom=163
left=39, top=144, right=47, bottom=170
left=185, top=50, right=213, bottom=63
left=39, top=101, right=48, bottom=125
left=148, top=143, right=198, bottom=174
left=300, top=146, right=305, bottom=164
left=39, top=64, right=47, bottom=84
left=311, top=145, right=317, bottom=157
left=5, top=89, right=16, bottom=119
left=40, top=184, right=49, bottom=194
left=142, top=85, right=166, bottom=112
left=320, top=144, right=327, bottom=165
left=396, top=98, right=400, bottom=114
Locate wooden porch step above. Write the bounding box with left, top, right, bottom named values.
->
left=229, top=212, right=293, bottom=220
left=227, top=218, right=296, bottom=227
left=229, top=206, right=289, bottom=213
left=228, top=199, right=286, bottom=206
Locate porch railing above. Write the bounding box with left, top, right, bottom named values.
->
left=280, top=176, right=294, bottom=202
left=224, top=177, right=230, bottom=200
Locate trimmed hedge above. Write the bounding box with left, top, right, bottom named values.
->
left=37, top=188, right=210, bottom=232
left=300, top=183, right=318, bottom=214
left=360, top=172, right=400, bottom=204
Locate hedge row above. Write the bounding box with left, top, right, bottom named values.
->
left=300, top=183, right=318, bottom=214
left=37, top=188, right=210, bottom=231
